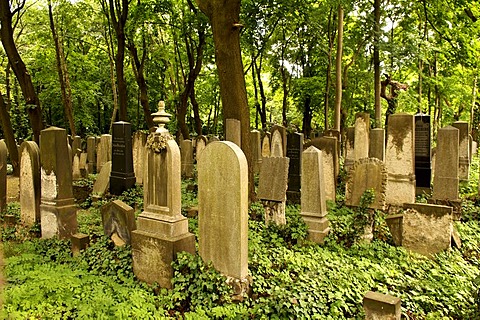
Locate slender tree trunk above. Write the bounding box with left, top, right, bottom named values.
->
left=470, top=76, right=477, bottom=130
left=5, top=64, right=11, bottom=110
left=374, top=0, right=381, bottom=127
left=324, top=8, right=334, bottom=131
left=280, top=28, right=289, bottom=128
left=255, top=58, right=267, bottom=128
left=0, top=0, right=43, bottom=143
left=48, top=1, right=76, bottom=136
left=302, top=95, right=312, bottom=137
left=333, top=5, right=344, bottom=131
left=190, top=87, right=202, bottom=135
left=0, top=91, right=19, bottom=176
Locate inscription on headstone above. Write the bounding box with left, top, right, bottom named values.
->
left=414, top=113, right=431, bottom=190
left=110, top=122, right=135, bottom=195
left=286, top=133, right=303, bottom=204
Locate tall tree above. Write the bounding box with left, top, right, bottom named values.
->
left=0, top=0, right=44, bottom=142
left=333, top=5, right=344, bottom=132
left=373, top=0, right=381, bottom=127
left=0, top=90, right=19, bottom=176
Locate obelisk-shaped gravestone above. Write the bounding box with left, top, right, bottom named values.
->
left=40, top=127, right=78, bottom=239
left=110, top=122, right=136, bottom=195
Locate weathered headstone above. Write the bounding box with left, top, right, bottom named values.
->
left=39, top=127, right=78, bottom=239
left=92, top=161, right=112, bottom=197
left=195, top=135, right=207, bottom=161
left=132, top=131, right=147, bottom=184
left=308, top=136, right=338, bottom=201
left=101, top=200, right=137, bottom=246
left=110, top=122, right=136, bottom=195
left=363, top=291, right=401, bottom=320
left=72, top=154, right=81, bottom=180
left=286, top=132, right=303, bottom=204
left=250, top=130, right=262, bottom=174
left=180, top=139, right=194, bottom=178
left=258, top=157, right=289, bottom=225
left=19, top=141, right=41, bottom=226
left=432, top=126, right=459, bottom=201
left=354, top=112, right=370, bottom=161
left=261, top=133, right=271, bottom=158
left=71, top=233, right=90, bottom=257
left=86, top=136, right=96, bottom=174
left=96, top=134, right=112, bottom=173
left=344, top=127, right=355, bottom=172
left=345, top=158, right=387, bottom=210
left=132, top=101, right=195, bottom=288
left=225, top=118, right=241, bottom=146
left=0, top=140, right=7, bottom=213
left=369, top=128, right=385, bottom=161
left=71, top=136, right=82, bottom=159
left=452, top=121, right=470, bottom=181
left=198, top=141, right=249, bottom=297
left=414, top=113, right=432, bottom=194
left=300, top=146, right=329, bottom=244
left=385, top=113, right=416, bottom=206
left=79, top=153, right=88, bottom=177
left=270, top=125, right=287, bottom=157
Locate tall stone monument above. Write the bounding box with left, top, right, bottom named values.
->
left=432, top=126, right=459, bottom=201
left=39, top=127, right=78, bottom=239
left=369, top=128, right=385, bottom=161
left=132, top=101, right=195, bottom=288
left=286, top=132, right=303, bottom=203
left=110, top=122, right=136, bottom=195
left=250, top=130, right=262, bottom=174
left=414, top=113, right=431, bottom=194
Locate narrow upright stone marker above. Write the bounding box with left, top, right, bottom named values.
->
left=19, top=141, right=41, bottom=226
left=39, top=127, right=78, bottom=239
left=86, top=136, right=97, bottom=173
left=286, top=132, right=303, bottom=204
left=132, top=101, right=195, bottom=289
left=301, top=146, right=329, bottom=244
left=195, top=135, right=208, bottom=161
left=344, top=127, right=355, bottom=172
left=198, top=141, right=249, bottom=296
left=270, top=125, right=287, bottom=157
left=414, top=113, right=432, bottom=194
left=261, top=133, right=271, bottom=158
left=0, top=140, right=7, bottom=213
left=180, top=139, right=194, bottom=178
left=92, top=161, right=112, bottom=198
left=132, top=131, right=147, bottom=184
left=309, top=137, right=338, bottom=201
left=250, top=130, right=262, bottom=174
left=452, top=121, right=470, bottom=181
left=109, top=121, right=135, bottom=195
left=225, top=118, right=241, bottom=146
left=354, top=112, right=370, bottom=161
left=96, top=134, right=112, bottom=173
left=258, top=157, right=289, bottom=225
left=363, top=291, right=401, bottom=320
left=432, top=126, right=459, bottom=201
left=369, top=128, right=385, bottom=161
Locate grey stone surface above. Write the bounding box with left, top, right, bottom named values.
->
left=101, top=200, right=137, bottom=245
left=250, top=130, right=262, bottom=174
left=307, top=137, right=338, bottom=201
left=225, top=119, right=241, bottom=146
left=354, top=112, right=369, bottom=161
left=452, top=121, right=470, bottom=181
left=19, top=141, right=41, bottom=227
left=369, top=128, right=385, bottom=161
left=180, top=139, right=194, bottom=178
left=270, top=125, right=287, bottom=157
left=432, top=126, right=459, bottom=201
left=344, top=127, right=355, bottom=172
left=87, top=136, right=96, bottom=173
left=92, top=161, right=112, bottom=196
left=195, top=135, right=207, bottom=161
left=363, top=291, right=401, bottom=320
left=96, top=134, right=112, bottom=173
left=258, top=157, right=290, bottom=202
left=132, top=131, right=147, bottom=184
left=261, top=133, right=271, bottom=158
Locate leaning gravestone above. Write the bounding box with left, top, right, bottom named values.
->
left=286, top=132, right=303, bottom=204
left=19, top=141, right=41, bottom=226
left=132, top=131, right=147, bottom=184
left=96, top=134, right=112, bottom=173
left=300, top=146, right=329, bottom=244
left=110, top=121, right=136, bottom=195
left=198, top=141, right=250, bottom=298
left=452, top=121, right=470, bottom=181
left=39, top=127, right=78, bottom=239
left=92, top=161, right=112, bottom=197
left=0, top=140, right=7, bottom=213
left=258, top=157, right=290, bottom=225
left=101, top=200, right=137, bottom=246
left=270, top=125, right=287, bottom=157
left=132, top=101, right=195, bottom=288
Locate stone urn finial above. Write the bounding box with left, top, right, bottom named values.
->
left=152, top=101, right=171, bottom=134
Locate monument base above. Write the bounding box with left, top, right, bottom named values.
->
left=40, top=199, right=78, bottom=239
left=110, top=173, right=136, bottom=195
left=301, top=214, right=330, bottom=244
left=286, top=190, right=301, bottom=205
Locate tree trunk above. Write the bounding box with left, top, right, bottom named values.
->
left=302, top=95, right=312, bottom=137
left=373, top=0, right=381, bottom=128
left=196, top=0, right=254, bottom=201
left=190, top=87, right=202, bottom=135
left=255, top=58, right=267, bottom=128
left=48, top=1, right=76, bottom=136
left=333, top=5, right=344, bottom=131
left=0, top=91, right=19, bottom=176
left=324, top=8, right=335, bottom=131
left=0, top=0, right=43, bottom=143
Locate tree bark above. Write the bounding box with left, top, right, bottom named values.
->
left=196, top=0, right=254, bottom=201
left=333, top=5, right=344, bottom=131
left=373, top=0, right=381, bottom=128
left=324, top=8, right=334, bottom=131
left=48, top=1, right=76, bottom=136
left=0, top=0, right=43, bottom=143
left=0, top=91, right=19, bottom=176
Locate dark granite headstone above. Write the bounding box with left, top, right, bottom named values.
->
left=414, top=113, right=431, bottom=190
left=286, top=133, right=303, bottom=204
left=110, top=122, right=136, bottom=195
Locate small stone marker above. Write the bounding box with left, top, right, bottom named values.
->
left=261, top=133, right=271, bottom=158
left=19, top=141, right=41, bottom=226
left=414, top=113, right=432, bottom=194
left=270, top=125, right=287, bottom=157
left=250, top=130, right=262, bottom=174
left=258, top=157, right=289, bottom=225
left=225, top=118, right=241, bottom=146
left=132, top=131, right=147, bottom=184
left=198, top=141, right=249, bottom=296
left=110, top=121, right=136, bottom=195
left=96, top=134, right=112, bottom=173
left=39, top=127, right=78, bottom=239
left=180, top=139, right=194, bottom=178
left=300, top=146, right=329, bottom=244
left=344, top=127, right=355, bottom=172
left=101, top=200, right=137, bottom=246
left=71, top=233, right=90, bottom=257
left=92, top=161, right=112, bottom=197
left=308, top=136, right=338, bottom=201
left=363, top=291, right=401, bottom=320
left=385, top=113, right=416, bottom=206
left=452, top=121, right=470, bottom=181
left=0, top=140, right=6, bottom=213
left=286, top=132, right=303, bottom=204
left=86, top=136, right=97, bottom=174
left=354, top=112, right=370, bottom=161
left=369, top=128, right=385, bottom=161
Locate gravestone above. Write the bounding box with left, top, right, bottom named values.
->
left=71, top=233, right=89, bottom=257
left=180, top=140, right=194, bottom=178
left=86, top=136, right=96, bottom=174
left=92, top=161, right=112, bottom=197
left=385, top=113, right=416, bottom=206
left=71, top=136, right=82, bottom=159
left=19, top=141, right=41, bottom=226
left=345, top=158, right=387, bottom=210
left=79, top=153, right=88, bottom=177
left=225, top=118, right=241, bottom=146
left=132, top=131, right=147, bottom=184
left=39, top=127, right=78, bottom=239
left=354, top=113, right=370, bottom=161
left=308, top=137, right=338, bottom=201
left=261, top=133, right=271, bottom=158
left=258, top=157, right=289, bottom=225
left=250, top=130, right=262, bottom=174
left=472, top=140, right=478, bottom=157
left=195, top=135, right=208, bottom=161
left=300, top=146, right=330, bottom=244
left=369, top=128, right=385, bottom=161
left=209, top=136, right=220, bottom=142
left=452, top=121, right=470, bottom=181
left=198, top=141, right=250, bottom=297
left=110, top=122, right=136, bottom=195
left=286, top=133, right=303, bottom=204
left=363, top=291, right=401, bottom=320
left=72, top=154, right=81, bottom=180
left=96, top=134, right=112, bottom=173
left=0, top=140, right=6, bottom=213
left=132, top=101, right=195, bottom=288
left=270, top=125, right=287, bottom=157
left=414, top=113, right=432, bottom=194
left=101, top=200, right=137, bottom=246
left=344, top=127, right=355, bottom=172
left=469, top=134, right=473, bottom=163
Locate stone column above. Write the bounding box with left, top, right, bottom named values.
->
left=250, top=130, right=262, bottom=174
left=369, top=128, right=385, bottom=161
left=385, top=113, right=415, bottom=206
left=132, top=101, right=195, bottom=288
left=180, top=140, right=194, bottom=178
left=354, top=112, right=370, bottom=161
left=286, top=132, right=303, bottom=204
left=39, top=127, right=78, bottom=239
left=96, top=134, right=112, bottom=173
left=452, top=121, right=470, bottom=181
left=0, top=140, right=7, bottom=213
left=225, top=118, right=241, bottom=146
left=86, top=136, right=96, bottom=174
left=432, top=126, right=459, bottom=201
left=19, top=141, right=41, bottom=226
left=301, top=146, right=329, bottom=244
left=110, top=122, right=136, bottom=195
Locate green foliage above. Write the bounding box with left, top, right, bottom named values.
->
left=0, top=202, right=40, bottom=242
